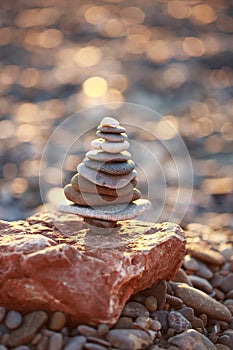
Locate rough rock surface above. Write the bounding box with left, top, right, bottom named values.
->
left=0, top=211, right=185, bottom=325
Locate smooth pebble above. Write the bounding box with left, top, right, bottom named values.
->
left=122, top=302, right=149, bottom=318
left=107, top=329, right=152, bottom=350
left=172, top=283, right=232, bottom=322
left=49, top=311, right=66, bottom=331
left=188, top=275, right=213, bottom=293
left=48, top=333, right=63, bottom=350
left=64, top=336, right=86, bottom=350
left=169, top=329, right=216, bottom=349
left=145, top=296, right=157, bottom=312
left=91, top=139, right=129, bottom=153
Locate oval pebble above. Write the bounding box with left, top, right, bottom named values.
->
left=5, top=310, right=22, bottom=330
left=77, top=325, right=97, bottom=337
left=107, top=329, right=152, bottom=350
left=151, top=310, right=169, bottom=331
left=145, top=296, right=157, bottom=313
left=49, top=311, right=66, bottom=331
left=135, top=316, right=153, bottom=329
left=195, top=260, right=213, bottom=279
left=188, top=275, right=213, bottom=293
left=220, top=273, right=233, bottom=293
left=224, top=299, right=233, bottom=315
left=183, top=255, right=199, bottom=271
left=84, top=158, right=135, bottom=175
left=64, top=336, right=86, bottom=350
left=91, top=139, right=129, bottom=153
left=169, top=329, right=216, bottom=349
left=100, top=117, right=119, bottom=127
left=97, top=324, right=109, bottom=336
left=172, top=283, right=232, bottom=322
left=122, top=302, right=149, bottom=318
left=188, top=244, right=226, bottom=266
left=48, top=333, right=63, bottom=350
left=86, top=150, right=131, bottom=163
left=96, top=131, right=127, bottom=142
left=114, top=316, right=133, bottom=329
left=151, top=320, right=161, bottom=331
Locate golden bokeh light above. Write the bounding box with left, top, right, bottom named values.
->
left=84, top=6, right=109, bottom=25
left=44, top=167, right=61, bottom=185
left=103, top=88, right=124, bottom=103
left=127, top=25, right=151, bottom=44
left=221, top=122, right=233, bottom=141
left=146, top=40, right=171, bottom=64
left=192, top=117, right=213, bottom=138
left=183, top=37, right=205, bottom=57
left=155, top=116, right=178, bottom=140
left=167, top=1, right=191, bottom=19
left=16, top=124, right=38, bottom=142
left=47, top=187, right=66, bottom=204
left=0, top=120, right=15, bottom=139
left=18, top=68, right=40, bottom=88
left=201, top=177, right=233, bottom=195
left=39, top=29, right=63, bottom=49
left=210, top=69, right=230, bottom=88
left=108, top=74, right=128, bottom=92
left=205, top=135, right=224, bottom=153
left=15, top=8, right=60, bottom=28
left=163, top=65, right=186, bottom=88
left=103, top=19, right=126, bottom=37
left=83, top=76, right=108, bottom=97
left=192, top=4, right=216, bottom=25
left=74, top=46, right=102, bottom=67
left=120, top=7, right=145, bottom=25
left=13, top=103, right=39, bottom=122
left=11, top=177, right=28, bottom=195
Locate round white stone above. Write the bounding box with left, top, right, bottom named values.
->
left=91, top=138, right=129, bottom=153
left=91, top=138, right=104, bottom=150
left=100, top=117, right=119, bottom=128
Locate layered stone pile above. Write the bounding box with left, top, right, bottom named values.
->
left=59, top=117, right=151, bottom=229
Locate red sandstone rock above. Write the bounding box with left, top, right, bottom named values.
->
left=0, top=212, right=185, bottom=325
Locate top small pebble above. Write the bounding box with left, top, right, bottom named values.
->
left=100, top=117, right=120, bottom=128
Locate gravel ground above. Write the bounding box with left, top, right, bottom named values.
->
left=0, top=222, right=232, bottom=350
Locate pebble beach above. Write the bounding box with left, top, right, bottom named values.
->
left=0, top=222, right=232, bottom=350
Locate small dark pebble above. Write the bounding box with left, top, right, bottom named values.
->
left=64, top=336, right=86, bottom=350
left=77, top=325, right=97, bottom=337
left=122, top=302, right=149, bottom=318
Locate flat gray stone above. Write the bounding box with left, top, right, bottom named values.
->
left=77, top=163, right=137, bottom=189
left=64, top=184, right=140, bottom=206
left=86, top=150, right=131, bottom=163
left=96, top=131, right=127, bottom=142
left=97, top=125, right=126, bottom=134
left=58, top=199, right=151, bottom=221
left=71, top=173, right=136, bottom=197
left=84, top=158, right=135, bottom=175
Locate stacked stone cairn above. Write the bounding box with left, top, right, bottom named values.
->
left=59, top=117, right=150, bottom=231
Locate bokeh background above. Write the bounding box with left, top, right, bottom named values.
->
left=0, top=0, right=232, bottom=226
